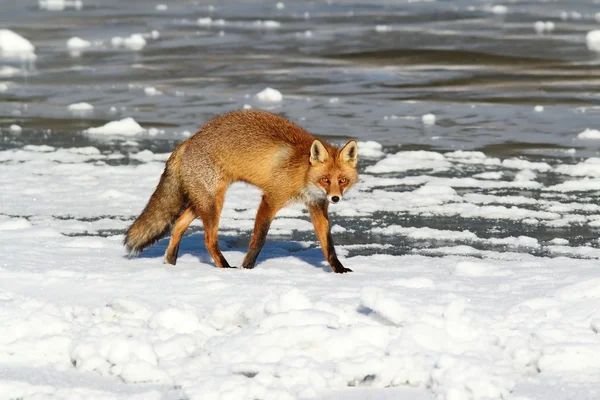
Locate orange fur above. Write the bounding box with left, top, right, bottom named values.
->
left=123, top=109, right=359, bottom=273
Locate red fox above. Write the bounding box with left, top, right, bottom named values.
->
left=124, top=109, right=358, bottom=273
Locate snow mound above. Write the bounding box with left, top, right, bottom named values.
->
left=586, top=30, right=600, bottom=52
left=577, top=128, right=600, bottom=140
left=68, top=102, right=94, bottom=111
left=253, top=20, right=281, bottom=28
left=66, top=37, right=91, bottom=50
left=375, top=25, right=392, bottom=33
left=534, top=21, right=555, bottom=34
left=85, top=118, right=145, bottom=136
left=144, top=87, right=162, bottom=96
left=10, top=124, right=23, bottom=133
left=111, top=34, right=146, bottom=51
left=39, top=0, right=83, bottom=10
left=255, top=87, right=283, bottom=102
left=357, top=141, right=384, bottom=158
left=422, top=113, right=436, bottom=126
left=197, top=17, right=226, bottom=26
left=490, top=5, right=508, bottom=15
left=0, top=29, right=36, bottom=60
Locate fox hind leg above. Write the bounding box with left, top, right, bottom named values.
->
left=190, top=183, right=232, bottom=269
left=164, top=206, right=196, bottom=265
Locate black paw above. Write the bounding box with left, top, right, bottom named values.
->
left=333, top=266, right=352, bottom=274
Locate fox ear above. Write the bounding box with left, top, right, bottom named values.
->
left=310, top=140, right=329, bottom=165
left=340, top=140, right=358, bottom=167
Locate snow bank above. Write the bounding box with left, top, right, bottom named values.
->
left=0, top=29, right=36, bottom=60
left=85, top=118, right=145, bottom=136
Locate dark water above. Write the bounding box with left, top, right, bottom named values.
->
left=3, top=0, right=600, bottom=258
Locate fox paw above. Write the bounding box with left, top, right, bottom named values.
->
left=333, top=266, right=352, bottom=274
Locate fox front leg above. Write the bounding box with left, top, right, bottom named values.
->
left=308, top=202, right=352, bottom=273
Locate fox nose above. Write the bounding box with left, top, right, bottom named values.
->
left=331, top=196, right=340, bottom=203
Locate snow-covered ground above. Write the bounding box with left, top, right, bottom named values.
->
left=2, top=143, right=600, bottom=400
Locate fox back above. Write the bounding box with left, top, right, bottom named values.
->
left=179, top=110, right=359, bottom=205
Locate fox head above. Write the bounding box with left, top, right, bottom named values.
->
left=308, top=139, right=358, bottom=204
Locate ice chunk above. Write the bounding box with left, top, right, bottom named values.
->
left=586, top=30, right=600, bottom=52
left=255, top=87, right=283, bottom=102
left=577, top=128, right=600, bottom=140
left=66, top=37, right=91, bottom=49
left=68, top=102, right=94, bottom=111
left=422, top=113, right=436, bottom=126
left=85, top=118, right=146, bottom=136
left=0, top=29, right=36, bottom=60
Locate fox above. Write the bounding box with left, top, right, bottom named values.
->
left=123, top=109, right=358, bottom=273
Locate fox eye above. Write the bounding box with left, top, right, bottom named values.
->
left=339, top=178, right=347, bottom=184
left=321, top=177, right=330, bottom=184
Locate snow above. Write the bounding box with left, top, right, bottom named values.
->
left=534, top=21, right=554, bottom=34
left=3, top=140, right=600, bottom=399
left=577, top=128, right=600, bottom=140
left=366, top=150, right=450, bottom=173
left=144, top=87, right=162, bottom=96
left=111, top=34, right=146, bottom=51
left=255, top=87, right=283, bottom=102
left=85, top=118, right=146, bottom=136
left=0, top=66, right=22, bottom=77
left=68, top=102, right=94, bottom=111
left=10, top=124, right=23, bottom=132
left=490, top=5, right=508, bottom=15
left=39, top=0, right=83, bottom=11
left=422, top=113, right=436, bottom=126
left=66, top=36, right=91, bottom=49
left=587, top=31, right=600, bottom=52
left=198, top=17, right=213, bottom=25
left=375, top=25, right=392, bottom=33
left=0, top=29, right=36, bottom=60
left=357, top=141, right=384, bottom=158
left=253, top=20, right=281, bottom=28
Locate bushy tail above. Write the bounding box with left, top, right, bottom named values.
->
left=124, top=143, right=188, bottom=255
